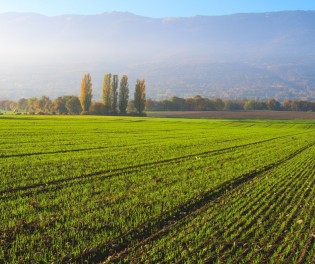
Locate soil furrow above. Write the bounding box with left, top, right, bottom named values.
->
left=0, top=133, right=298, bottom=196
left=297, top=225, right=315, bottom=264
left=67, top=140, right=315, bottom=264
left=122, top=151, right=310, bottom=264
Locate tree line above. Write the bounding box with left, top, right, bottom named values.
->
left=2, top=84, right=315, bottom=114
left=77, top=73, right=146, bottom=115
left=145, top=96, right=315, bottom=112
left=0, top=73, right=146, bottom=115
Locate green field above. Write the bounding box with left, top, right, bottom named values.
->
left=1, top=115, right=315, bottom=263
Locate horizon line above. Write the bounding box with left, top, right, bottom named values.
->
left=1, top=9, right=315, bottom=19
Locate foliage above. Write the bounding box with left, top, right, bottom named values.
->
left=134, top=79, right=146, bottom=114
left=119, top=75, right=129, bottom=114
left=2, top=95, right=315, bottom=116
left=52, top=97, right=67, bottom=114
left=79, top=73, right=93, bottom=113
left=102, top=73, right=112, bottom=113
left=145, top=96, right=315, bottom=112
left=51, top=96, right=82, bottom=114
left=65, top=96, right=82, bottom=114
left=17, top=98, right=28, bottom=112
left=266, top=98, right=281, bottom=110
left=90, top=102, right=106, bottom=115
left=111, top=75, right=119, bottom=114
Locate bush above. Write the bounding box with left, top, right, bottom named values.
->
left=90, top=102, right=106, bottom=115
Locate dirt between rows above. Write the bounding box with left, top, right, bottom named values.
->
left=148, top=110, right=315, bottom=120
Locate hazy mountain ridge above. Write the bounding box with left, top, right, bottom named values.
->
left=1, top=11, right=315, bottom=100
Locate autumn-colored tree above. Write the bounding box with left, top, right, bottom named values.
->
left=9, top=101, right=17, bottom=112
left=111, top=74, right=118, bottom=114
left=79, top=74, right=92, bottom=113
left=38, top=96, right=52, bottom=112
left=134, top=79, right=146, bottom=114
left=90, top=102, right=106, bottom=115
left=52, top=97, right=67, bottom=114
left=1, top=99, right=24, bottom=112
left=118, top=75, right=129, bottom=114
left=27, top=97, right=38, bottom=112
left=102, top=73, right=112, bottom=113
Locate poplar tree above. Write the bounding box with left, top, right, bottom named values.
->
left=134, top=79, right=146, bottom=114
left=119, top=75, right=129, bottom=114
left=79, top=73, right=92, bottom=113
left=111, top=74, right=118, bottom=114
left=102, top=73, right=112, bottom=113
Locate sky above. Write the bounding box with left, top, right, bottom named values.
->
left=0, top=0, right=315, bottom=17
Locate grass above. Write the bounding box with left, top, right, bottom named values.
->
left=0, top=115, right=315, bottom=263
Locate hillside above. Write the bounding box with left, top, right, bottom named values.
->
left=0, top=11, right=315, bottom=100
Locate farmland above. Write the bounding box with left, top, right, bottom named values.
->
left=0, top=115, right=315, bottom=263
left=148, top=110, right=315, bottom=120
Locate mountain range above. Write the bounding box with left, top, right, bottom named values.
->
left=1, top=11, right=315, bottom=100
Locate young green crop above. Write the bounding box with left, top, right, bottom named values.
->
left=0, top=115, right=314, bottom=263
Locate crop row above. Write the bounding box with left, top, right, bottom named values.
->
left=0, top=117, right=311, bottom=155
left=1, top=116, right=315, bottom=263
left=1, top=128, right=312, bottom=192
left=115, top=144, right=315, bottom=263
left=1, top=127, right=313, bottom=196
left=1, top=132, right=314, bottom=262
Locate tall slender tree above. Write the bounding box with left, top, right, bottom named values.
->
left=119, top=75, right=129, bottom=114
left=111, top=74, right=119, bottom=114
left=134, top=79, right=146, bottom=114
left=102, top=73, right=112, bottom=113
left=79, top=73, right=92, bottom=113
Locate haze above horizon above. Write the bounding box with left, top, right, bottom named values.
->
left=1, top=0, right=315, bottom=17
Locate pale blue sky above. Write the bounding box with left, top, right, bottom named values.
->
left=0, top=0, right=315, bottom=17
